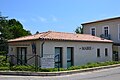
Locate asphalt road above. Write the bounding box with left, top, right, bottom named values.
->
left=1, top=67, right=120, bottom=80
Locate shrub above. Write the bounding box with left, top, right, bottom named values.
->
left=0, top=67, right=9, bottom=71
left=1, top=61, right=120, bottom=72
left=68, top=66, right=81, bottom=70
left=0, top=56, right=9, bottom=67
left=0, top=51, right=7, bottom=55
left=11, top=65, right=35, bottom=71
left=39, top=68, right=66, bottom=72
left=68, top=61, right=120, bottom=70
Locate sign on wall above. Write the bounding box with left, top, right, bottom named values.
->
left=41, top=54, right=54, bottom=68
left=79, top=46, right=94, bottom=50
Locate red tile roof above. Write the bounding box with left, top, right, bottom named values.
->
left=8, top=31, right=113, bottom=43
left=81, top=17, right=120, bottom=25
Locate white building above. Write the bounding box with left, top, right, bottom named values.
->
left=82, top=17, right=120, bottom=61
left=8, top=31, right=113, bottom=68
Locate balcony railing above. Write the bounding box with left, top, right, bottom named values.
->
left=100, top=34, right=111, bottom=40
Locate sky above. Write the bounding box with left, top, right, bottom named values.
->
left=0, top=0, right=120, bottom=34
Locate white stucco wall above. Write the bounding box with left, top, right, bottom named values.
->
left=8, top=40, right=41, bottom=66
left=83, top=19, right=120, bottom=44
left=42, top=40, right=113, bottom=68
left=8, top=40, right=113, bottom=68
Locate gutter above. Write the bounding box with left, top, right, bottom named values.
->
left=41, top=41, right=45, bottom=57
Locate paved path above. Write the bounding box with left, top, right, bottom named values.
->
left=0, top=67, right=120, bottom=80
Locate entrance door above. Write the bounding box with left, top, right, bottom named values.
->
left=113, top=51, right=119, bottom=61
left=17, top=47, right=27, bottom=65
left=67, top=47, right=74, bottom=68
left=55, top=47, right=62, bottom=68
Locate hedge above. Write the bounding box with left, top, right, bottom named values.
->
left=0, top=60, right=120, bottom=72
left=67, top=61, right=120, bottom=70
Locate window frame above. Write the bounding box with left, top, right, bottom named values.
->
left=97, top=48, right=100, bottom=57
left=102, top=25, right=109, bottom=37
left=17, top=47, right=27, bottom=65
left=67, top=47, right=74, bottom=68
left=90, top=27, right=96, bottom=36
left=54, top=47, right=63, bottom=68
left=105, top=48, right=108, bottom=57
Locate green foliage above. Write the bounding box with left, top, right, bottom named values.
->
left=10, top=66, right=66, bottom=72
left=39, top=68, right=66, bottom=72
left=0, top=61, right=120, bottom=72
left=0, top=56, right=9, bottom=67
left=0, top=17, right=31, bottom=53
left=11, top=65, right=35, bottom=71
left=0, top=67, right=9, bottom=70
left=68, top=61, right=120, bottom=70
left=0, top=51, right=7, bottom=55
left=75, top=26, right=83, bottom=34
left=67, top=66, right=81, bottom=70
left=8, top=19, right=31, bottom=38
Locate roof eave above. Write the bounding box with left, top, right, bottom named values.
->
left=81, top=17, right=120, bottom=25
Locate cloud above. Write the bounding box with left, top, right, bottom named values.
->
left=31, top=16, right=58, bottom=23
left=52, top=17, right=58, bottom=22
left=38, top=17, right=47, bottom=22
left=31, top=17, right=47, bottom=23
left=52, top=16, right=58, bottom=22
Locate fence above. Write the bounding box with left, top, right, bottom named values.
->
left=0, top=54, right=42, bottom=71
left=0, top=54, right=61, bottom=71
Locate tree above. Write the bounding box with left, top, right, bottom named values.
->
left=75, top=26, right=83, bottom=34
left=8, top=19, right=31, bottom=38
left=0, top=18, right=12, bottom=53
left=35, top=31, right=39, bottom=34
left=0, top=13, right=31, bottom=54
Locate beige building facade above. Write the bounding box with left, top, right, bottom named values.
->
left=82, top=17, right=120, bottom=61
left=8, top=31, right=113, bottom=68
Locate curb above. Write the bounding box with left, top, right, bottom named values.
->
left=0, top=64, right=120, bottom=76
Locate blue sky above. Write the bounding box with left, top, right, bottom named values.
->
left=0, top=0, right=120, bottom=34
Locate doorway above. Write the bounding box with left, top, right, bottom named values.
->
left=113, top=51, right=119, bottom=61
left=67, top=47, right=74, bottom=68
left=54, top=47, right=62, bottom=68
left=17, top=47, right=27, bottom=65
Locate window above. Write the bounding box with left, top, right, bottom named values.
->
left=105, top=48, right=108, bottom=56
left=67, top=47, right=74, bottom=68
left=55, top=47, right=62, bottom=68
left=17, top=47, right=27, bottom=65
left=118, top=24, right=120, bottom=40
left=97, top=48, right=100, bottom=57
left=90, top=27, right=96, bottom=36
left=103, top=26, right=109, bottom=37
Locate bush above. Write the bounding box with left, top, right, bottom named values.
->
left=11, top=65, right=35, bottom=71
left=1, top=61, right=120, bottom=72
left=68, top=61, right=120, bottom=70
left=0, top=67, right=9, bottom=71
left=68, top=66, right=81, bottom=70
left=39, top=68, right=66, bottom=72
left=0, top=51, right=7, bottom=55
left=0, top=56, right=9, bottom=67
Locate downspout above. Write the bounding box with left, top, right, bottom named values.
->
left=41, top=41, right=45, bottom=57
left=39, top=39, right=45, bottom=67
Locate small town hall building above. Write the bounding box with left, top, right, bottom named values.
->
left=8, top=31, right=113, bottom=68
